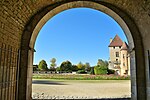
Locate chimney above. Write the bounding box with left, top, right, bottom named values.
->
left=110, top=38, right=112, bottom=43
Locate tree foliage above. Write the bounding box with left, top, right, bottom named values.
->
left=97, top=59, right=108, bottom=67
left=107, top=69, right=115, bottom=74
left=50, top=58, right=57, bottom=68
left=89, top=67, right=95, bottom=75
left=49, top=67, right=56, bottom=71
left=77, top=62, right=85, bottom=70
left=84, top=62, right=91, bottom=71
left=77, top=70, right=86, bottom=74
left=60, top=60, right=72, bottom=72
left=33, top=65, right=38, bottom=71
left=38, top=60, right=48, bottom=71
left=94, top=65, right=107, bottom=75
left=56, top=67, right=61, bottom=71
left=94, top=59, right=108, bottom=75
left=72, top=65, right=78, bottom=71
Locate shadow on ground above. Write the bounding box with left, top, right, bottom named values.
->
left=32, top=80, right=67, bottom=85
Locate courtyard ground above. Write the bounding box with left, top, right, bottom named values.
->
left=32, top=79, right=131, bottom=99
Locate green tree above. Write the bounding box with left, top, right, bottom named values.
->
left=72, top=65, right=78, bottom=71
left=97, top=59, right=108, bottom=67
left=77, top=62, right=85, bottom=70
left=38, top=60, right=48, bottom=71
left=50, top=58, right=56, bottom=68
left=49, top=67, right=56, bottom=71
left=85, top=62, right=91, bottom=71
left=56, top=67, right=61, bottom=71
left=94, top=65, right=107, bottom=75
left=94, top=59, right=108, bottom=75
left=104, top=61, right=109, bottom=67
left=60, top=60, right=72, bottom=72
left=89, top=67, right=95, bottom=75
left=33, top=65, right=38, bottom=71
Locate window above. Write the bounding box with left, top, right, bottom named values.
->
left=123, top=62, right=125, bottom=66
left=113, top=47, right=115, bottom=49
left=125, top=70, right=128, bottom=74
left=123, top=54, right=125, bottom=59
left=116, top=52, right=119, bottom=57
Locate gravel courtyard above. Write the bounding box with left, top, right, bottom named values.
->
left=32, top=79, right=131, bottom=99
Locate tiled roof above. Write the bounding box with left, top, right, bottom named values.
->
left=109, top=35, right=123, bottom=47
left=121, top=42, right=128, bottom=50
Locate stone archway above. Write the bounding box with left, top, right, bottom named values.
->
left=20, top=1, right=146, bottom=100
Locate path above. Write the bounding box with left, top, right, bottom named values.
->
left=32, top=79, right=131, bottom=99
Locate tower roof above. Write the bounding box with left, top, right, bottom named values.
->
left=121, top=42, right=128, bottom=50
left=109, top=35, right=123, bottom=47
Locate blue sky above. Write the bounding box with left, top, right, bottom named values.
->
left=34, top=8, right=127, bottom=67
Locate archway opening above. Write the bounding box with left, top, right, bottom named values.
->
left=32, top=8, right=131, bottom=99
left=19, top=1, right=146, bottom=100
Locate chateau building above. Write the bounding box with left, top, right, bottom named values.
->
left=108, top=35, right=130, bottom=76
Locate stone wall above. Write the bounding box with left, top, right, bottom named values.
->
left=0, top=0, right=150, bottom=100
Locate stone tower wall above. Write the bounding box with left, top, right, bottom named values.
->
left=120, top=50, right=129, bottom=75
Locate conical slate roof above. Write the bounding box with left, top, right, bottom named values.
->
left=121, top=42, right=128, bottom=50
left=109, top=35, right=123, bottom=47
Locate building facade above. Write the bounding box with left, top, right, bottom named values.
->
left=108, top=35, right=130, bottom=76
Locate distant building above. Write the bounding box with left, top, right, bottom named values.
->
left=108, top=35, right=130, bottom=76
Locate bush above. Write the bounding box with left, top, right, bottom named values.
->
left=49, top=67, right=56, bottom=71
left=56, top=67, right=61, bottom=71
left=72, top=65, right=78, bottom=71
left=107, top=69, right=115, bottom=74
left=89, top=67, right=94, bottom=75
left=94, top=65, right=107, bottom=75
left=77, top=70, right=87, bottom=74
